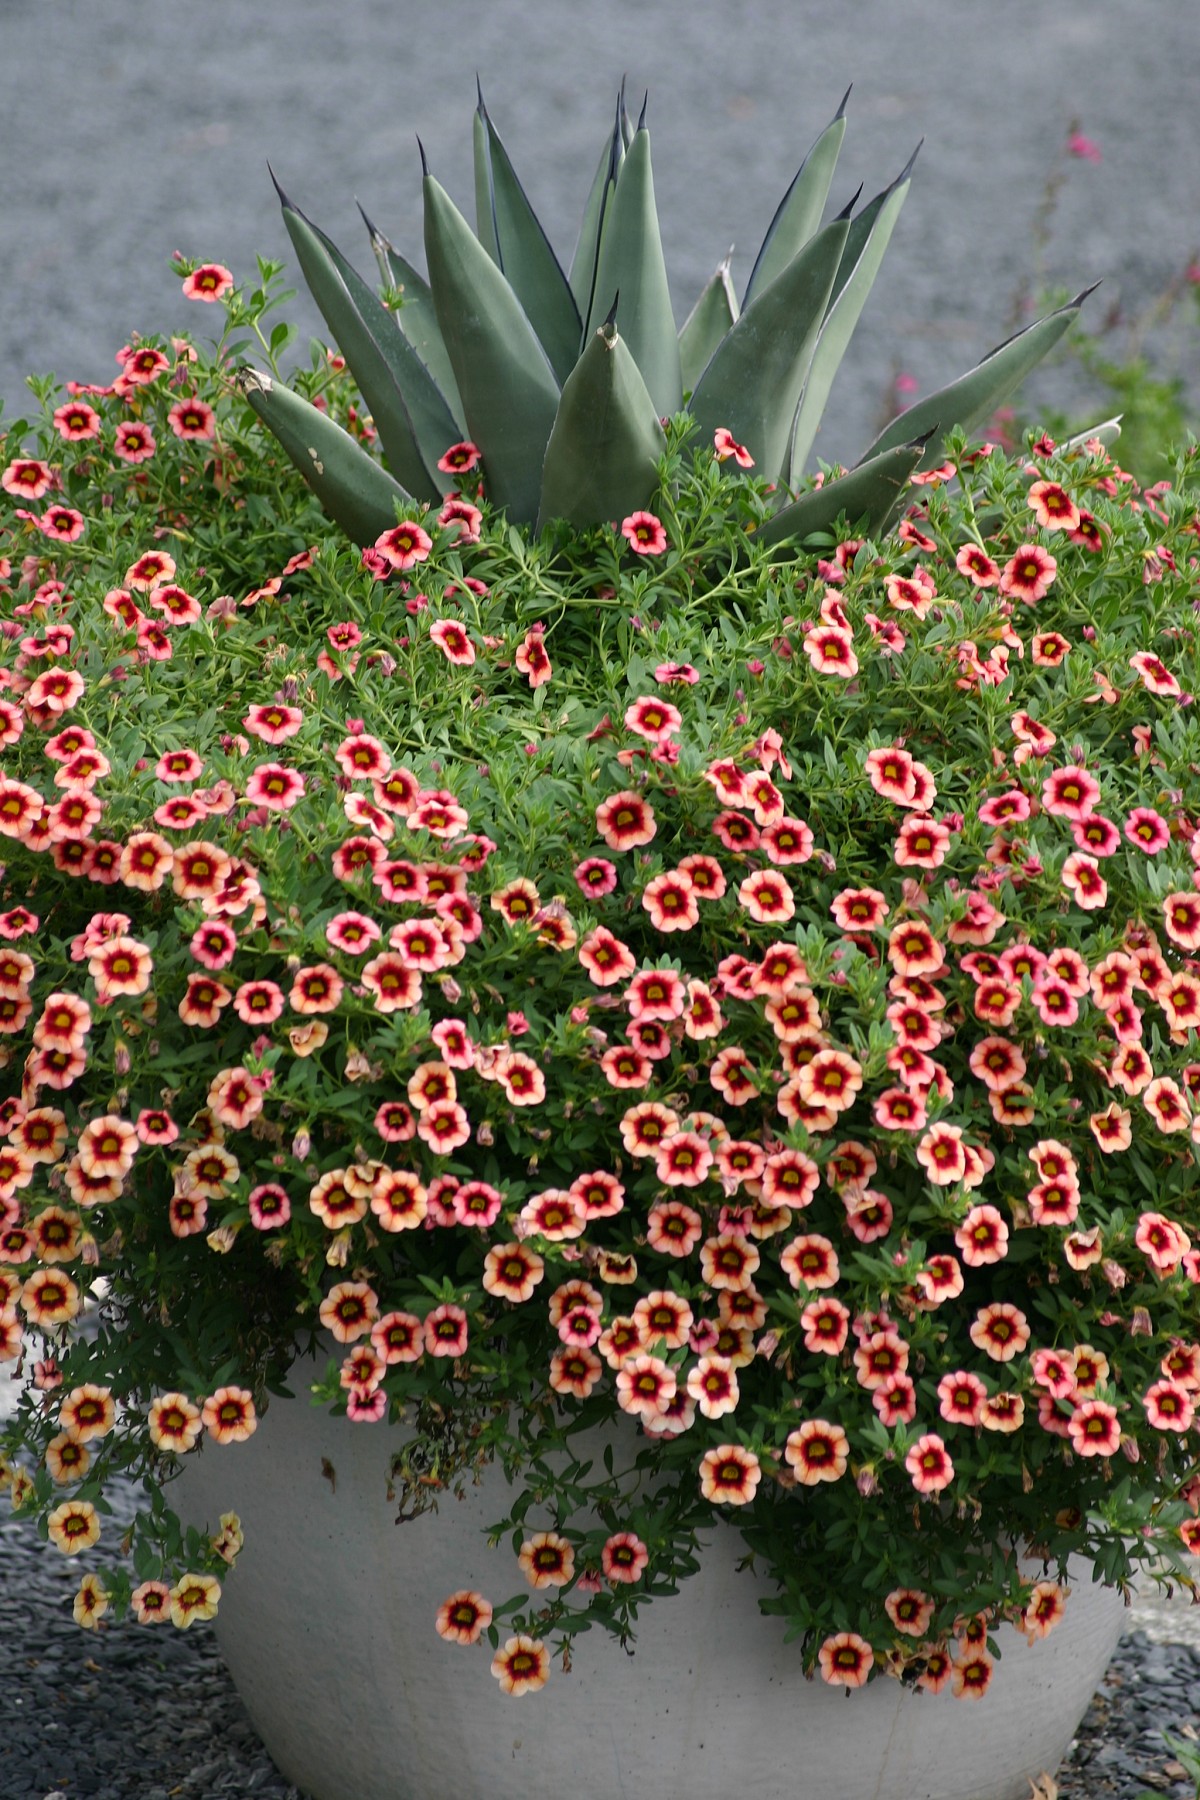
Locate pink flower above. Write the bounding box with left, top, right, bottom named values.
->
left=803, top=624, right=858, bottom=677
left=1027, top=481, right=1080, bottom=532
left=168, top=399, right=217, bottom=440
left=713, top=427, right=754, bottom=467
left=429, top=619, right=476, bottom=665
left=436, top=440, right=481, bottom=474
left=1124, top=807, right=1170, bottom=855
left=905, top=1432, right=954, bottom=1494
left=999, top=544, right=1056, bottom=603
left=182, top=263, right=234, bottom=301
left=1067, top=1399, right=1121, bottom=1458
left=955, top=544, right=1000, bottom=587
left=243, top=762, right=306, bottom=811
left=1067, top=130, right=1102, bottom=163
left=620, top=511, right=667, bottom=556
left=818, top=1631, right=873, bottom=1688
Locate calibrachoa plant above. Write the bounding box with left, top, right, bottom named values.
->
left=1, top=269, right=1200, bottom=1698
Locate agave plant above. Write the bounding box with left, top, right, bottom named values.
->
left=242, top=85, right=1089, bottom=550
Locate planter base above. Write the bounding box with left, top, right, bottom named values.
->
left=176, top=1376, right=1125, bottom=1800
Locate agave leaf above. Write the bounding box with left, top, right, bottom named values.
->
left=679, top=251, right=738, bottom=396
left=237, top=368, right=411, bottom=546
left=423, top=173, right=561, bottom=526
left=473, top=90, right=583, bottom=385
left=788, top=150, right=916, bottom=481
left=569, top=97, right=625, bottom=315
left=689, top=208, right=851, bottom=485
left=753, top=435, right=930, bottom=552
left=536, top=313, right=667, bottom=532
left=276, top=181, right=458, bottom=502
left=619, top=80, right=634, bottom=150
left=860, top=287, right=1098, bottom=471
left=359, top=203, right=464, bottom=418
left=742, top=87, right=850, bottom=310
left=585, top=124, right=682, bottom=420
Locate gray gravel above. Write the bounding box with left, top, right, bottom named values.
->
left=1, top=0, right=1198, bottom=459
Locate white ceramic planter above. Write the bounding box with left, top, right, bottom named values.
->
left=175, top=1368, right=1124, bottom=1800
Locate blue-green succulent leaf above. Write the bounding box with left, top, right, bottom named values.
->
left=860, top=287, right=1098, bottom=470
left=788, top=149, right=916, bottom=480
left=275, top=178, right=456, bottom=500
left=536, top=315, right=667, bottom=532
left=754, top=433, right=930, bottom=551
left=585, top=123, right=682, bottom=420
left=689, top=207, right=851, bottom=485
left=679, top=251, right=738, bottom=397
left=743, top=87, right=850, bottom=309
left=237, top=367, right=412, bottom=547
left=473, top=90, right=583, bottom=385
left=423, top=172, right=561, bottom=525
left=358, top=201, right=464, bottom=422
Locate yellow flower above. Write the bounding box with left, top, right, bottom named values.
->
left=169, top=1572, right=222, bottom=1628
left=73, top=1572, right=110, bottom=1628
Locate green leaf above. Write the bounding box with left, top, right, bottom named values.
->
left=689, top=208, right=850, bottom=486
left=752, top=433, right=930, bottom=551
left=536, top=313, right=667, bottom=532
left=678, top=251, right=738, bottom=396
left=423, top=171, right=562, bottom=527
left=789, top=148, right=917, bottom=480
left=236, top=367, right=412, bottom=547
left=359, top=202, right=464, bottom=418
left=568, top=96, right=625, bottom=316
left=474, top=88, right=582, bottom=384
left=275, top=180, right=458, bottom=501
left=742, top=88, right=850, bottom=309
left=585, top=121, right=682, bottom=421
left=859, top=286, right=1098, bottom=470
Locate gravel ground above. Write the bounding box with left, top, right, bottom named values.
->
left=1, top=0, right=1198, bottom=458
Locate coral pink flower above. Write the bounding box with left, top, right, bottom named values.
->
left=818, top=1631, right=873, bottom=1688
left=1124, top=807, right=1170, bottom=855
left=1129, top=650, right=1181, bottom=697
left=784, top=1419, right=849, bottom=1484
left=601, top=1532, right=649, bottom=1584
left=424, top=1304, right=469, bottom=1358
left=1061, top=852, right=1107, bottom=910
left=436, top=1589, right=493, bottom=1645
left=595, top=790, right=656, bottom=851
left=168, top=398, right=217, bottom=440
left=244, top=702, right=304, bottom=743
left=916, top=1123, right=967, bottom=1186
left=201, top=1385, right=257, bottom=1444
left=698, top=1444, right=761, bottom=1505
left=113, top=421, right=156, bottom=464
left=182, top=263, right=234, bottom=301
left=937, top=1369, right=987, bottom=1426
left=999, top=544, right=1056, bottom=603
left=437, top=440, right=481, bottom=473
left=490, top=1634, right=549, bottom=1696
left=245, top=762, right=306, bottom=810
left=1, top=458, right=53, bottom=499
left=713, top=427, right=754, bottom=467
left=893, top=815, right=949, bottom=869
left=955, top=1204, right=1009, bottom=1267
left=53, top=401, right=101, bottom=440
left=429, top=619, right=476, bottom=665
left=620, top=511, right=667, bottom=555
left=738, top=869, right=795, bottom=923
left=955, top=543, right=1000, bottom=586
left=625, top=695, right=681, bottom=743
left=803, top=624, right=858, bottom=676
left=1067, top=1399, right=1121, bottom=1458
left=905, top=1432, right=954, bottom=1494
left=970, top=1302, right=1030, bottom=1362
left=514, top=627, right=551, bottom=687
left=642, top=870, right=699, bottom=932
left=1027, top=481, right=1079, bottom=531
